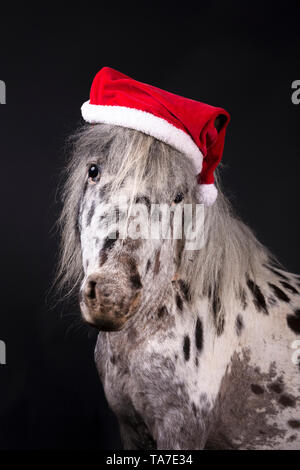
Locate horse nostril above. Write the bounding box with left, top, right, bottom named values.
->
left=86, top=280, right=97, bottom=300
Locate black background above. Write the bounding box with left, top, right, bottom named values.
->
left=0, top=3, right=299, bottom=450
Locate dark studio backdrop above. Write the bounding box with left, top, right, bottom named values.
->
left=0, top=3, right=299, bottom=450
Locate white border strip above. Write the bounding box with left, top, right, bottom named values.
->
left=81, top=101, right=203, bottom=174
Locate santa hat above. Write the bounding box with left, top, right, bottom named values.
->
left=81, top=67, right=230, bottom=206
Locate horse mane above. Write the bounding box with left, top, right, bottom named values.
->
left=55, top=124, right=274, bottom=321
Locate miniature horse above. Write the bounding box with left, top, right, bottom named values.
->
left=57, top=123, right=300, bottom=449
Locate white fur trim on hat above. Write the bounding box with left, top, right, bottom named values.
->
left=196, top=183, right=218, bottom=206
left=81, top=101, right=203, bottom=174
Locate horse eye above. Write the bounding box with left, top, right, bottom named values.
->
left=88, top=164, right=100, bottom=181
left=173, top=192, right=184, bottom=204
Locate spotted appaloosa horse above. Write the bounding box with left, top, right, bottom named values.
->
left=57, top=123, right=300, bottom=450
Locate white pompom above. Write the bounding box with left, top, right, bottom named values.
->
left=196, top=184, right=218, bottom=206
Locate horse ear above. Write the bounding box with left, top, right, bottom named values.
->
left=214, top=114, right=228, bottom=133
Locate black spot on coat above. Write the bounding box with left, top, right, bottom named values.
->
left=288, top=420, right=300, bottom=429
left=247, top=278, right=268, bottom=314
left=176, top=294, right=183, bottom=311
left=183, top=335, right=190, bottom=361
left=212, top=290, right=221, bottom=318
left=195, top=318, right=203, bottom=352
left=268, top=283, right=290, bottom=303
left=216, top=316, right=225, bottom=336
left=239, top=287, right=248, bottom=310
left=158, top=305, right=168, bottom=319
left=146, top=259, right=151, bottom=273
left=269, top=381, right=284, bottom=394
left=251, top=384, right=265, bottom=395
left=210, top=285, right=225, bottom=335
left=86, top=201, right=95, bottom=226
left=278, top=394, right=296, bottom=408
left=192, top=402, right=198, bottom=418
left=130, top=274, right=142, bottom=290
left=110, top=354, right=116, bottom=365
left=179, top=280, right=191, bottom=302
left=153, top=249, right=160, bottom=276
left=235, top=314, right=244, bottom=336
left=286, top=309, right=300, bottom=334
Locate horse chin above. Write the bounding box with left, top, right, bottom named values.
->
left=87, top=317, right=126, bottom=332
left=81, top=309, right=127, bottom=331
left=79, top=302, right=129, bottom=332
left=80, top=289, right=142, bottom=332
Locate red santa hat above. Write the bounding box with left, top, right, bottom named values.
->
left=81, top=67, right=230, bottom=206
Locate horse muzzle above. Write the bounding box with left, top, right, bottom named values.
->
left=80, top=272, right=142, bottom=331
